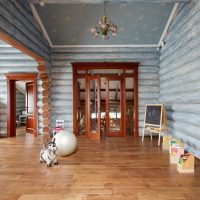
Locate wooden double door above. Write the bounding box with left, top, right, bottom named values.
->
left=86, top=75, right=124, bottom=139
left=72, top=62, right=139, bottom=139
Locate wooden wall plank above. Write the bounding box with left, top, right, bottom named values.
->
left=159, top=0, right=200, bottom=158
left=0, top=0, right=50, bottom=60
left=51, top=47, right=160, bottom=134
left=0, top=1, right=51, bottom=136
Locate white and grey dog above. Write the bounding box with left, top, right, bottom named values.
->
left=40, top=138, right=58, bottom=167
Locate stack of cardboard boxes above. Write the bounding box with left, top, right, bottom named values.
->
left=169, top=140, right=184, bottom=164
left=162, top=135, right=195, bottom=173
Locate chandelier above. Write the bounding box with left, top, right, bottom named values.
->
left=90, top=1, right=118, bottom=40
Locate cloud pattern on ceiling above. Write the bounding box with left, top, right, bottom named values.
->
left=35, top=3, right=174, bottom=45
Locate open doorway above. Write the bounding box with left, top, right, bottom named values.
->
left=16, top=81, right=26, bottom=136
left=16, top=81, right=35, bottom=136
left=5, top=73, right=37, bottom=137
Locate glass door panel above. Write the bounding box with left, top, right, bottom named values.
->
left=86, top=75, right=101, bottom=139
left=106, top=78, right=123, bottom=136
left=125, top=77, right=134, bottom=135
left=100, top=78, right=106, bottom=137
left=77, top=78, right=86, bottom=135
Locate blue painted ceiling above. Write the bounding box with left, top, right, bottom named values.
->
left=35, top=2, right=174, bottom=45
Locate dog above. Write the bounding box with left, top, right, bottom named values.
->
left=40, top=138, right=58, bottom=167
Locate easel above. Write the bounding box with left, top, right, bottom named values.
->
left=142, top=104, right=167, bottom=146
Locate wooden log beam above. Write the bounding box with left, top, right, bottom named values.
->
left=0, top=32, right=44, bottom=64
left=43, top=121, right=49, bottom=127
left=51, top=53, right=159, bottom=60
left=42, top=104, right=49, bottom=111
left=43, top=132, right=51, bottom=145
left=0, top=15, right=49, bottom=60
left=0, top=4, right=49, bottom=54
left=42, top=89, right=49, bottom=97
left=37, top=65, right=46, bottom=72
left=43, top=118, right=49, bottom=126
left=32, top=0, right=189, bottom=4
left=42, top=111, right=49, bottom=118
left=52, top=47, right=159, bottom=53
left=42, top=82, right=49, bottom=89
left=43, top=126, right=50, bottom=133
left=39, top=72, right=48, bottom=79
left=41, top=76, right=49, bottom=82
left=42, top=97, right=48, bottom=104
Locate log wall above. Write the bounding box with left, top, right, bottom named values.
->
left=16, top=89, right=25, bottom=119
left=51, top=47, right=160, bottom=133
left=0, top=40, right=44, bottom=135
left=0, top=1, right=51, bottom=136
left=159, top=0, right=200, bottom=158
left=0, top=0, right=50, bottom=60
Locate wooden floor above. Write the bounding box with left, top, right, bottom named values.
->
left=0, top=134, right=200, bottom=200
left=16, top=126, right=26, bottom=136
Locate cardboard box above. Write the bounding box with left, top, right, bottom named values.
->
left=169, top=140, right=184, bottom=164
left=169, top=140, right=184, bottom=154
left=177, top=154, right=194, bottom=173
left=162, top=135, right=172, bottom=150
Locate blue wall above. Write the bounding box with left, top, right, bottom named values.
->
left=51, top=47, right=160, bottom=133
left=0, top=1, right=51, bottom=136
left=159, top=0, right=200, bottom=158
left=16, top=89, right=25, bottom=120
left=0, top=0, right=50, bottom=60
left=0, top=40, right=45, bottom=135
left=1, top=0, right=200, bottom=157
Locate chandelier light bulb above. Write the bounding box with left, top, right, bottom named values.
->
left=101, top=23, right=107, bottom=30
left=112, top=32, right=117, bottom=37
left=94, top=32, right=99, bottom=38
left=90, top=27, right=97, bottom=34
left=111, top=25, right=118, bottom=33
left=39, top=0, right=45, bottom=6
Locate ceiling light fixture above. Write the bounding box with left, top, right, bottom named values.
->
left=90, top=0, right=118, bottom=40
left=38, top=0, right=45, bottom=6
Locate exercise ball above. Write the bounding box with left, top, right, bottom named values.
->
left=53, top=130, right=77, bottom=157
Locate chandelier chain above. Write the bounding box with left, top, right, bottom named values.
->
left=103, top=1, right=107, bottom=17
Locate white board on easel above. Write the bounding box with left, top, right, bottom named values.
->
left=142, top=104, right=167, bottom=146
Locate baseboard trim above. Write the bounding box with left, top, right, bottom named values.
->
left=0, top=134, right=8, bottom=138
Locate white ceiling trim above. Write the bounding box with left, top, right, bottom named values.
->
left=30, top=4, right=53, bottom=47
left=158, top=3, right=179, bottom=47
left=34, top=0, right=188, bottom=4
left=31, top=3, right=179, bottom=48
left=53, top=44, right=159, bottom=48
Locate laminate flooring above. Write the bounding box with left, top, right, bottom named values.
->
left=0, top=134, right=200, bottom=200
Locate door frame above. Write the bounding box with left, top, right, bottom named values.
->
left=72, top=62, right=139, bottom=138
left=5, top=73, right=38, bottom=137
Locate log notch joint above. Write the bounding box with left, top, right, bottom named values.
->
left=38, top=64, right=50, bottom=136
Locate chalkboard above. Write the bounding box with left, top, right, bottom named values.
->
left=145, top=105, right=162, bottom=126
left=142, top=104, right=167, bottom=145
